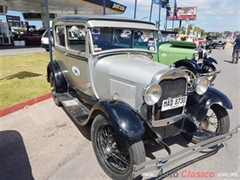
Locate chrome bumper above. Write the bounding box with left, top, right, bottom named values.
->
left=132, top=124, right=240, bottom=179
left=200, top=69, right=221, bottom=77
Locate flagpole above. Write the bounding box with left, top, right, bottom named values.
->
left=134, top=0, right=137, bottom=19
left=103, top=0, right=106, bottom=15
left=158, top=1, right=161, bottom=30
left=149, top=0, right=153, bottom=22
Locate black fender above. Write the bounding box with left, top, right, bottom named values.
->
left=89, top=100, right=145, bottom=141
left=203, top=57, right=218, bottom=65
left=47, top=60, right=68, bottom=93
left=185, top=87, right=232, bottom=124
left=174, top=59, right=201, bottom=73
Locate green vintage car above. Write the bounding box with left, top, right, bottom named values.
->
left=152, top=31, right=218, bottom=87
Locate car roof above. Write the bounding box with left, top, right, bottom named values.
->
left=53, top=14, right=155, bottom=26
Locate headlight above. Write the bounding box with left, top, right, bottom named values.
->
left=193, top=77, right=210, bottom=95
left=193, top=51, right=199, bottom=60
left=142, top=84, right=162, bottom=106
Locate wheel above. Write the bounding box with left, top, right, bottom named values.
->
left=91, top=115, right=145, bottom=180
left=223, top=46, right=225, bottom=49
left=202, top=64, right=217, bottom=83
left=49, top=72, right=61, bottom=106
left=179, top=66, right=199, bottom=88
left=45, top=48, right=49, bottom=51
left=213, top=44, right=216, bottom=49
left=182, top=104, right=230, bottom=144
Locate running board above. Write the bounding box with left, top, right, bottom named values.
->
left=58, top=93, right=90, bottom=123
left=132, top=124, right=240, bottom=179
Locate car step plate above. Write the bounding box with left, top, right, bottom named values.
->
left=59, top=93, right=89, bottom=123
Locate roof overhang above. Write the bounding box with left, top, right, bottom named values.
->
left=0, top=0, right=126, bottom=16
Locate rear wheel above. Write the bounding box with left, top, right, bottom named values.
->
left=91, top=115, right=145, bottom=180
left=49, top=72, right=61, bottom=106
left=182, top=105, right=230, bottom=143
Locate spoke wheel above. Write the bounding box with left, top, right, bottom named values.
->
left=49, top=73, right=61, bottom=106
left=182, top=105, right=230, bottom=143
left=179, top=66, right=199, bottom=88
left=91, top=115, right=145, bottom=180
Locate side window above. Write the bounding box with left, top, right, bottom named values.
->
left=66, top=25, right=86, bottom=53
left=55, top=26, right=65, bottom=47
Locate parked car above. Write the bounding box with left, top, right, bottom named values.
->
left=153, top=31, right=218, bottom=87
left=20, top=30, right=45, bottom=45
left=47, top=15, right=239, bottom=180
left=206, top=36, right=226, bottom=49
left=41, top=29, right=53, bottom=51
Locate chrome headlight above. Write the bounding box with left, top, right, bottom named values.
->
left=193, top=51, right=199, bottom=60
left=142, top=84, right=162, bottom=106
left=193, top=77, right=210, bottom=95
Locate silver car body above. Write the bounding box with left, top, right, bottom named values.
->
left=53, top=15, right=188, bottom=124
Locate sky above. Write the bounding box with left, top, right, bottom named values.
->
left=0, top=0, right=239, bottom=32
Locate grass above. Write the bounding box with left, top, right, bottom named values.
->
left=0, top=53, right=51, bottom=109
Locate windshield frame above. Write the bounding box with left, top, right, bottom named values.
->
left=89, top=27, right=157, bottom=56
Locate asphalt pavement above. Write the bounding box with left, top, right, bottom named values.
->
left=0, top=45, right=239, bottom=180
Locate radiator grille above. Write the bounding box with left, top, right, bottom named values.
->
left=158, top=78, right=186, bottom=119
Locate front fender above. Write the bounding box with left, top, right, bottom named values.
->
left=204, top=57, right=218, bottom=64
left=185, top=87, right=232, bottom=124
left=89, top=101, right=145, bottom=141
left=174, top=59, right=201, bottom=72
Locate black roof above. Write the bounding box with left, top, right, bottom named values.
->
left=53, top=14, right=155, bottom=26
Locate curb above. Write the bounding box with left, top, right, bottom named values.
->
left=0, top=92, right=52, bottom=117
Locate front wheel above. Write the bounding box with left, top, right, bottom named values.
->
left=182, top=104, right=230, bottom=143
left=91, top=115, right=146, bottom=180
left=201, top=64, right=217, bottom=83
left=179, top=66, right=199, bottom=88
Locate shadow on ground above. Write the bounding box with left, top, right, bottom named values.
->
left=0, top=71, right=42, bottom=80
left=0, top=130, right=34, bottom=180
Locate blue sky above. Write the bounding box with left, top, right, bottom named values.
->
left=0, top=0, right=239, bottom=32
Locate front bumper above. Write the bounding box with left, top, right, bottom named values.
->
left=132, top=124, right=240, bottom=179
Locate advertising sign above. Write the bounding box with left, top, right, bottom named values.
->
left=167, top=7, right=197, bottom=20
left=6, top=15, right=21, bottom=27
left=22, top=13, right=56, bottom=20
left=153, top=0, right=169, bottom=8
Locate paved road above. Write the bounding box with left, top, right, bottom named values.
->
left=0, top=46, right=239, bottom=180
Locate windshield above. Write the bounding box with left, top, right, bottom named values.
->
left=91, top=27, right=156, bottom=53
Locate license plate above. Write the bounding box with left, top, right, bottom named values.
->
left=161, top=96, right=187, bottom=111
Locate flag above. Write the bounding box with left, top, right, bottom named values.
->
left=153, top=0, right=169, bottom=8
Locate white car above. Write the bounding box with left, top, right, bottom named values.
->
left=41, top=29, right=53, bottom=51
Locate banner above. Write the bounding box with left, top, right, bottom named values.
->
left=167, top=7, right=197, bottom=20
left=153, top=0, right=169, bottom=8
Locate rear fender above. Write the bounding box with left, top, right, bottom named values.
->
left=89, top=101, right=145, bottom=141
left=185, top=87, right=232, bottom=124
left=174, top=59, right=201, bottom=72
left=47, top=60, right=68, bottom=93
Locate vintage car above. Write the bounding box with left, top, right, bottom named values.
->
left=47, top=15, right=239, bottom=180
left=153, top=31, right=218, bottom=87
left=205, top=36, right=226, bottom=49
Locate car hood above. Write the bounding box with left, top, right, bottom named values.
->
left=93, top=53, right=168, bottom=84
